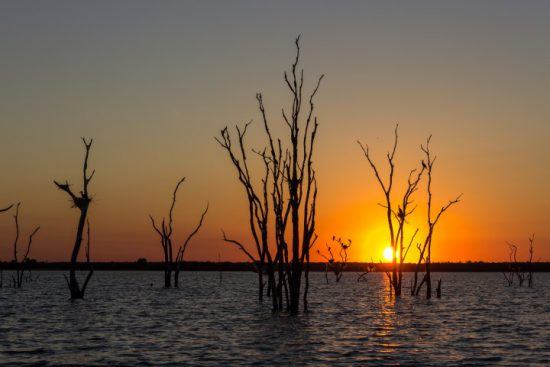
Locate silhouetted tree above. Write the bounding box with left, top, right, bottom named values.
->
left=54, top=138, right=95, bottom=299
left=527, top=235, right=534, bottom=287
left=10, top=203, right=40, bottom=288
left=318, top=236, right=351, bottom=283
left=358, top=125, right=424, bottom=296
left=505, top=234, right=535, bottom=288
left=357, top=260, right=376, bottom=282
left=149, top=177, right=208, bottom=288
left=217, top=122, right=274, bottom=304
left=0, top=203, right=14, bottom=288
left=261, top=36, right=322, bottom=313
left=502, top=243, right=517, bottom=286
left=217, top=36, right=323, bottom=313
left=413, top=136, right=461, bottom=299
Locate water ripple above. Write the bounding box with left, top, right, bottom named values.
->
left=0, top=271, right=548, bottom=366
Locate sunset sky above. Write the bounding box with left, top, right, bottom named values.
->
left=0, top=1, right=548, bottom=263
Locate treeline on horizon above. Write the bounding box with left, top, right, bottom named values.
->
left=2, top=261, right=549, bottom=273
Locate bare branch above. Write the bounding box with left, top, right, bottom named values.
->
left=0, top=204, right=14, bottom=213
left=177, top=202, right=209, bottom=262
left=221, top=230, right=258, bottom=265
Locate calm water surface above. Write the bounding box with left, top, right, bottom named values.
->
left=0, top=271, right=548, bottom=366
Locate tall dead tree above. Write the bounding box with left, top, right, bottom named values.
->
left=258, top=36, right=322, bottom=313
left=216, top=122, right=274, bottom=305
left=54, top=138, right=95, bottom=299
left=358, top=125, right=423, bottom=296
left=10, top=203, right=40, bottom=288
left=413, top=136, right=461, bottom=299
left=218, top=36, right=322, bottom=313
left=149, top=177, right=208, bottom=288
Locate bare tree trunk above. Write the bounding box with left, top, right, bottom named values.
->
left=426, top=263, right=432, bottom=299
left=54, top=138, right=95, bottom=300
left=420, top=137, right=461, bottom=300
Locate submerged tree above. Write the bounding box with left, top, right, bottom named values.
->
left=527, top=235, right=535, bottom=287
left=217, top=122, right=273, bottom=304
left=54, top=138, right=95, bottom=299
left=0, top=203, right=14, bottom=288
left=149, top=177, right=208, bottom=288
left=217, top=36, right=323, bottom=313
left=10, top=203, right=40, bottom=288
left=318, top=236, right=351, bottom=283
left=358, top=125, right=424, bottom=296
left=357, top=260, right=376, bottom=282
left=504, top=234, right=535, bottom=288
left=412, top=136, right=461, bottom=299
left=359, top=128, right=460, bottom=298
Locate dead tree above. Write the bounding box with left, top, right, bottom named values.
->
left=318, top=236, right=351, bottom=283
left=527, top=235, right=534, bottom=287
left=216, top=122, right=274, bottom=305
left=358, top=125, right=424, bottom=296
left=414, top=136, right=461, bottom=299
left=502, top=243, right=518, bottom=286
left=54, top=138, right=95, bottom=299
left=149, top=177, right=208, bottom=288
left=174, top=203, right=209, bottom=288
left=258, top=36, right=322, bottom=313
left=357, top=259, right=376, bottom=282
left=217, top=36, right=322, bottom=313
left=0, top=203, right=14, bottom=287
left=411, top=241, right=429, bottom=295
left=10, top=203, right=40, bottom=288
left=505, top=234, right=535, bottom=287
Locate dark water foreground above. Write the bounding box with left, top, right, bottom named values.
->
left=0, top=271, right=548, bottom=366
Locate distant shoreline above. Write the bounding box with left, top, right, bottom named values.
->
left=2, top=261, right=550, bottom=272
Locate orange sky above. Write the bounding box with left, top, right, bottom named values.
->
left=0, top=2, right=548, bottom=262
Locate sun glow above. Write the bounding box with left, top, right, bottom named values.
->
left=383, top=246, right=394, bottom=262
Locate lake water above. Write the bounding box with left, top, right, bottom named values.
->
left=0, top=271, right=548, bottom=366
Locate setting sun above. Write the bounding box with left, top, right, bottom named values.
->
left=383, top=246, right=394, bottom=262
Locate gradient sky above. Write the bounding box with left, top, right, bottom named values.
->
left=0, top=1, right=549, bottom=263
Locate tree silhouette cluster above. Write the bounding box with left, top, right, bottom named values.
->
left=217, top=36, right=322, bottom=313
left=503, top=235, right=535, bottom=287
left=318, top=236, right=351, bottom=283
left=359, top=127, right=461, bottom=299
